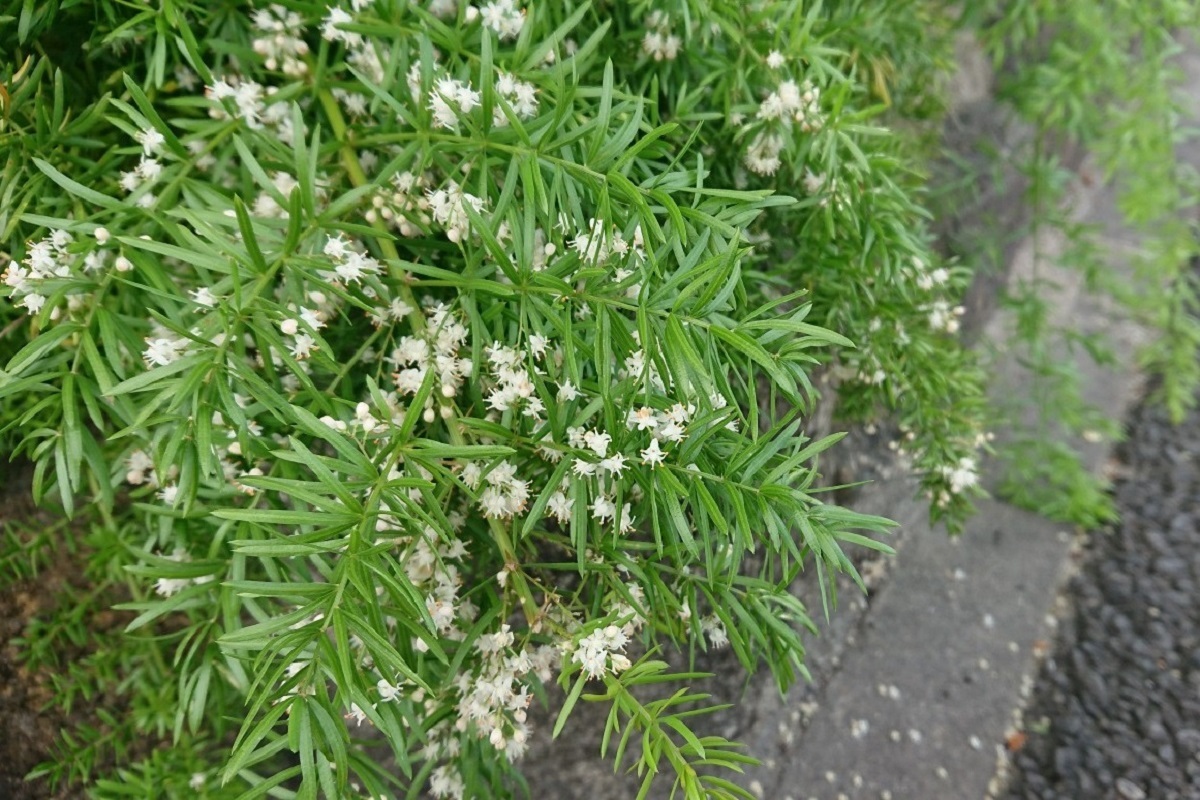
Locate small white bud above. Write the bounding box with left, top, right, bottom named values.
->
left=94, top=227, right=111, bottom=244
left=280, top=319, right=299, bottom=336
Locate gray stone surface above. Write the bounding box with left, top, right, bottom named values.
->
left=749, top=501, right=1074, bottom=800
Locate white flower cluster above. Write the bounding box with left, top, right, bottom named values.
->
left=492, top=72, right=538, bottom=125
left=366, top=292, right=416, bottom=330
left=462, top=459, right=531, bottom=519
left=911, top=255, right=951, bottom=292
left=388, top=302, right=472, bottom=404
left=625, top=401, right=692, bottom=456
left=322, top=233, right=383, bottom=285
left=941, top=456, right=979, bottom=495
left=331, top=86, right=369, bottom=117
left=466, top=0, right=525, bottom=40
left=251, top=4, right=311, bottom=77
left=756, top=79, right=822, bottom=128
left=118, top=127, right=168, bottom=206
left=927, top=299, right=965, bottom=334
left=621, top=337, right=666, bottom=391
left=744, top=132, right=786, bottom=177
left=3, top=230, right=76, bottom=315
left=744, top=79, right=823, bottom=177
left=277, top=302, right=326, bottom=362
left=426, top=0, right=457, bottom=18
left=427, top=180, right=487, bottom=244
left=320, top=0, right=376, bottom=48
left=143, top=322, right=194, bottom=367
left=366, top=171, right=432, bottom=236
left=571, top=624, right=632, bottom=680
left=570, top=218, right=645, bottom=267
left=380, top=516, right=475, bottom=641
left=429, top=764, right=465, bottom=799
left=481, top=338, right=544, bottom=418
left=429, top=77, right=482, bottom=130
left=206, top=76, right=296, bottom=143
left=641, top=11, right=682, bottom=61
left=452, top=623, right=556, bottom=761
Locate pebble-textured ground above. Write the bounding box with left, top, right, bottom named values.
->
left=1006, top=390, right=1200, bottom=800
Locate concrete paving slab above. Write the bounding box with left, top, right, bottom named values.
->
left=757, top=501, right=1074, bottom=800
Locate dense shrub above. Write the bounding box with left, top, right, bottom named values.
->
left=0, top=1, right=1043, bottom=797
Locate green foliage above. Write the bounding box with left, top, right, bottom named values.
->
left=958, top=2, right=1200, bottom=526
left=0, top=1, right=991, bottom=798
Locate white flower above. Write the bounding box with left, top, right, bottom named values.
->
left=155, top=576, right=190, bottom=597
left=557, top=380, right=579, bottom=402
left=321, top=7, right=361, bottom=45
left=528, top=333, right=549, bottom=359
left=344, top=702, right=370, bottom=727
left=628, top=406, right=658, bottom=431
left=324, top=234, right=350, bottom=259
left=599, top=453, right=628, bottom=478
left=190, top=287, right=218, bottom=308
left=333, top=250, right=381, bottom=284
left=138, top=157, right=163, bottom=183
left=641, top=21, right=682, bottom=62
left=944, top=457, right=978, bottom=494
left=572, top=624, right=630, bottom=681
left=583, top=430, right=611, bottom=458
left=640, top=438, right=667, bottom=466
left=492, top=71, right=538, bottom=124
left=377, top=678, right=403, bottom=702
left=591, top=495, right=616, bottom=524
left=289, top=333, right=317, bottom=360
left=429, top=77, right=481, bottom=129
left=20, top=293, right=46, bottom=316
left=252, top=4, right=311, bottom=77
left=462, top=461, right=483, bottom=489
left=94, top=226, right=111, bottom=244
left=280, top=318, right=299, bottom=336
left=427, top=181, right=486, bottom=243
left=766, top=50, right=786, bottom=69
left=744, top=132, right=784, bottom=176
left=478, top=0, right=524, bottom=40
left=136, top=127, right=166, bottom=155
left=429, top=765, right=465, bottom=799
left=143, top=336, right=188, bottom=366
left=570, top=217, right=626, bottom=266
left=702, top=615, right=729, bottom=649
left=547, top=490, right=573, bottom=524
